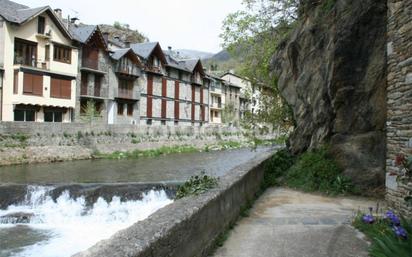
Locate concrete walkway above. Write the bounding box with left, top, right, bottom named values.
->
left=213, top=188, right=379, bottom=257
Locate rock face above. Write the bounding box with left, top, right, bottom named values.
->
left=271, top=0, right=387, bottom=189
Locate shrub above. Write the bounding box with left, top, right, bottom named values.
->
left=353, top=210, right=412, bottom=257
left=175, top=173, right=218, bottom=199
left=285, top=147, right=353, bottom=195
left=262, top=149, right=295, bottom=188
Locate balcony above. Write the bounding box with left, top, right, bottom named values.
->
left=116, top=63, right=141, bottom=78
left=210, top=102, right=222, bottom=110
left=191, top=75, right=203, bottom=85
left=82, top=58, right=99, bottom=70
left=14, top=58, right=50, bottom=70
left=145, top=65, right=163, bottom=75
left=114, top=87, right=139, bottom=100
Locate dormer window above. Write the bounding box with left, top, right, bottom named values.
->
left=38, top=16, right=45, bottom=34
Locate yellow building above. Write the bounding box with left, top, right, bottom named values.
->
left=0, top=1, right=78, bottom=122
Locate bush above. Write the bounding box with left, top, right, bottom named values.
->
left=285, top=147, right=353, bottom=195
left=263, top=149, right=295, bottom=188
left=175, top=173, right=219, bottom=199
left=353, top=210, right=412, bottom=257
left=262, top=147, right=355, bottom=195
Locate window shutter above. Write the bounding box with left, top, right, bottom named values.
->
left=50, top=77, right=60, bottom=98
left=23, top=73, right=33, bottom=94
left=61, top=79, right=71, bottom=99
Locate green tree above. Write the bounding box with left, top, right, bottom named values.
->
left=81, top=100, right=101, bottom=123
left=221, top=0, right=299, bottom=133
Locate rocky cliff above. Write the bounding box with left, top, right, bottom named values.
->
left=271, top=0, right=387, bottom=189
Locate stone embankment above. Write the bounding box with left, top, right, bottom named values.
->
left=73, top=150, right=274, bottom=257
left=385, top=0, right=412, bottom=217
left=0, top=122, right=262, bottom=166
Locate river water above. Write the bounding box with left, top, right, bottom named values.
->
left=0, top=147, right=272, bottom=257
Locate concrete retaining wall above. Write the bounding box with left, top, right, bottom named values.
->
left=0, top=122, right=253, bottom=166
left=73, top=150, right=273, bottom=257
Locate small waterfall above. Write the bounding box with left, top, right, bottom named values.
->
left=0, top=186, right=173, bottom=257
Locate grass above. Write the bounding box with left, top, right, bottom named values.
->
left=95, top=145, right=198, bottom=159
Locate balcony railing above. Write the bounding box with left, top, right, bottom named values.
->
left=116, top=63, right=141, bottom=77
left=14, top=58, right=49, bottom=70
left=82, top=58, right=99, bottom=70
left=191, top=75, right=203, bottom=85
left=210, top=102, right=222, bottom=109
left=145, top=65, right=162, bottom=74
left=114, top=87, right=139, bottom=100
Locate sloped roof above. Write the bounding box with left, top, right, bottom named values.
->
left=0, top=0, right=72, bottom=39
left=182, top=59, right=205, bottom=75
left=110, top=48, right=141, bottom=65
left=164, top=52, right=191, bottom=72
left=70, top=24, right=96, bottom=43
left=130, top=42, right=159, bottom=59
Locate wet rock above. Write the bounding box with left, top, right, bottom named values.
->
left=0, top=212, right=34, bottom=224
left=271, top=0, right=387, bottom=189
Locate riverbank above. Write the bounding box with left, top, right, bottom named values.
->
left=0, top=122, right=278, bottom=166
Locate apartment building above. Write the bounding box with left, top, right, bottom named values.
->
left=208, top=75, right=224, bottom=124
left=0, top=0, right=78, bottom=122
left=221, top=72, right=257, bottom=120
left=131, top=42, right=209, bottom=126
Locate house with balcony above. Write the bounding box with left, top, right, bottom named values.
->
left=107, top=48, right=142, bottom=124
left=182, top=59, right=209, bottom=125
left=208, top=75, right=225, bottom=124
left=131, top=42, right=170, bottom=126
left=0, top=0, right=78, bottom=122
left=69, top=24, right=111, bottom=123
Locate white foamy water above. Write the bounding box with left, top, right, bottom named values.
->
left=0, top=186, right=173, bottom=257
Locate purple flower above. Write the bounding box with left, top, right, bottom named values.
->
left=393, top=226, right=408, bottom=240
left=362, top=214, right=375, bottom=224
left=385, top=210, right=401, bottom=226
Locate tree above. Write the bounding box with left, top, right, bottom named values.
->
left=221, top=0, right=299, bottom=133
left=81, top=100, right=101, bottom=123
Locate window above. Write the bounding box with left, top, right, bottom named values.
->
left=146, top=119, right=152, bottom=125
left=14, top=109, right=35, bottom=122
left=174, top=121, right=179, bottom=126
left=23, top=73, right=43, bottom=96
left=38, top=16, right=45, bottom=34
left=161, top=120, right=166, bottom=126
left=117, top=103, right=124, bottom=115
left=13, top=70, right=18, bottom=94
left=118, top=79, right=133, bottom=99
left=50, top=77, right=71, bottom=99
left=14, top=38, right=37, bottom=67
left=127, top=103, right=134, bottom=116
left=45, top=45, right=50, bottom=61
left=53, top=44, right=71, bottom=64
left=44, top=110, right=63, bottom=122
left=215, top=111, right=218, bottom=118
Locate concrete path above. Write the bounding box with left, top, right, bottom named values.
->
left=213, top=188, right=379, bottom=257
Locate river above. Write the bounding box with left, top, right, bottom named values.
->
left=0, top=146, right=273, bottom=257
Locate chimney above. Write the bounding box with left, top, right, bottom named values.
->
left=124, top=41, right=131, bottom=48
left=168, top=46, right=172, bottom=51
left=70, top=17, right=80, bottom=26
left=54, top=8, right=62, bottom=19
left=103, top=32, right=109, bottom=43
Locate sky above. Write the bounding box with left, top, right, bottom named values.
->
left=16, top=0, right=244, bottom=53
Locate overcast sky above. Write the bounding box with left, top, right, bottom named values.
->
left=17, top=0, right=244, bottom=53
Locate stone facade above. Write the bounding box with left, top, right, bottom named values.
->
left=386, top=0, right=412, bottom=217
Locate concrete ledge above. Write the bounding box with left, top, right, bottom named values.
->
left=73, top=150, right=274, bottom=257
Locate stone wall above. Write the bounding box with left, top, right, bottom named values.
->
left=73, top=150, right=273, bottom=257
left=0, top=122, right=248, bottom=166
left=385, top=0, right=412, bottom=217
